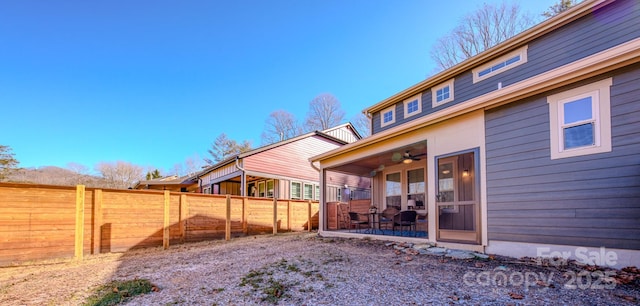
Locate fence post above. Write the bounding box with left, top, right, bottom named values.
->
left=163, top=191, right=170, bottom=250
left=180, top=194, right=187, bottom=243
left=92, top=189, right=103, bottom=255
left=225, top=195, right=231, bottom=241
left=75, top=185, right=85, bottom=261
left=242, top=197, right=248, bottom=234
left=308, top=200, right=312, bottom=232
left=273, top=198, right=278, bottom=235
left=287, top=200, right=291, bottom=232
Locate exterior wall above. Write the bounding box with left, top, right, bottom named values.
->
left=243, top=135, right=344, bottom=182
left=372, top=0, right=640, bottom=134
left=485, top=66, right=640, bottom=250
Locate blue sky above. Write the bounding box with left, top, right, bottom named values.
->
left=1, top=0, right=557, bottom=174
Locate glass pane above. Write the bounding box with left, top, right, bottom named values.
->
left=386, top=195, right=401, bottom=210
left=385, top=172, right=401, bottom=196
left=304, top=184, right=313, bottom=199
left=564, top=123, right=594, bottom=149
left=437, top=86, right=450, bottom=102
left=407, top=100, right=418, bottom=113
left=505, top=55, right=520, bottom=65
left=437, top=163, right=454, bottom=203
left=383, top=111, right=393, bottom=123
left=267, top=181, right=274, bottom=197
left=291, top=182, right=301, bottom=199
left=564, top=97, right=592, bottom=124
left=407, top=168, right=425, bottom=194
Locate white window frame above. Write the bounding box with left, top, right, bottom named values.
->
left=291, top=181, right=302, bottom=200
left=431, top=78, right=455, bottom=108
left=266, top=179, right=274, bottom=198
left=384, top=171, right=402, bottom=208
left=258, top=181, right=265, bottom=197
left=315, top=185, right=320, bottom=200
left=303, top=183, right=314, bottom=200
left=380, top=105, right=396, bottom=127
left=403, top=94, right=422, bottom=118
left=472, top=45, right=528, bottom=83
left=548, top=78, right=612, bottom=160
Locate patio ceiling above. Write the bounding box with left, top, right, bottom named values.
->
left=326, top=141, right=427, bottom=177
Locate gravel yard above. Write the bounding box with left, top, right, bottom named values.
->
left=1, top=232, right=638, bottom=305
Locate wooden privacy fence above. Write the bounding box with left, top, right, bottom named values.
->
left=0, top=183, right=319, bottom=267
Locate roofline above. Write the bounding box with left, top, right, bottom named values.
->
left=197, top=123, right=357, bottom=177
left=363, top=0, right=612, bottom=114
left=313, top=36, right=640, bottom=162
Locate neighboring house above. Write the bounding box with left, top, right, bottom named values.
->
left=197, top=123, right=369, bottom=202
left=312, top=0, right=640, bottom=268
left=134, top=175, right=199, bottom=192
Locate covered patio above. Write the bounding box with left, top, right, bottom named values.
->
left=321, top=141, right=430, bottom=239
left=313, top=111, right=485, bottom=248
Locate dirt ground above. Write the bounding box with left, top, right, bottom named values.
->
left=1, top=232, right=638, bottom=305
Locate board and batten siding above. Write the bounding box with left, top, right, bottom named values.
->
left=484, top=67, right=640, bottom=250
left=243, top=135, right=343, bottom=182
left=323, top=125, right=360, bottom=143
left=372, top=0, right=640, bottom=135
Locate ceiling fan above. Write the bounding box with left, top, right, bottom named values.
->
left=393, top=150, right=426, bottom=164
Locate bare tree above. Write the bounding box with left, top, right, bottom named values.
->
left=304, top=93, right=345, bottom=131
left=430, top=1, right=535, bottom=70
left=0, top=145, right=19, bottom=181
left=95, top=161, right=144, bottom=189
left=204, top=133, right=252, bottom=164
left=184, top=154, right=205, bottom=176
left=261, top=110, right=301, bottom=145
left=351, top=113, right=371, bottom=137
left=543, top=0, right=580, bottom=18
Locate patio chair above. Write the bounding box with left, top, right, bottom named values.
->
left=393, top=210, right=418, bottom=236
left=348, top=212, right=369, bottom=233
left=378, top=207, right=399, bottom=232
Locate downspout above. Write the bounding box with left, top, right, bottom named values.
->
left=235, top=156, right=246, bottom=196
left=310, top=160, right=324, bottom=232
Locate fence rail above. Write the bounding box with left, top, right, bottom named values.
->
left=0, top=183, right=319, bottom=266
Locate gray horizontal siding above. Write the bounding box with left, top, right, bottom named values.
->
left=484, top=66, right=640, bottom=250
left=372, top=0, right=640, bottom=135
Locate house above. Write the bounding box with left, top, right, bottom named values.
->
left=311, top=0, right=640, bottom=268
left=133, top=175, right=199, bottom=192
left=197, top=123, right=370, bottom=202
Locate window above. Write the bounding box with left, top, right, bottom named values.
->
left=258, top=181, right=265, bottom=197
left=431, top=79, right=455, bottom=107
left=266, top=180, right=274, bottom=198
left=548, top=78, right=612, bottom=159
left=472, top=45, right=528, bottom=83
left=303, top=183, right=314, bottom=200
left=403, top=94, right=422, bottom=118
left=407, top=168, right=425, bottom=209
left=291, top=182, right=301, bottom=199
left=380, top=106, right=395, bottom=127
left=315, top=185, right=320, bottom=200
left=385, top=172, right=401, bottom=209
left=248, top=183, right=256, bottom=197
